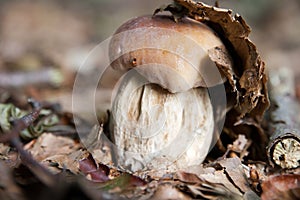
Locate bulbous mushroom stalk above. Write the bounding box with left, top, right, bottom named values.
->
left=108, top=15, right=232, bottom=172
left=109, top=71, right=214, bottom=172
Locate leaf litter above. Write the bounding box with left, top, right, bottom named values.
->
left=0, top=0, right=299, bottom=199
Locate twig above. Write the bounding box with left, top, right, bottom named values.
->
left=0, top=68, right=63, bottom=88
left=0, top=98, right=57, bottom=186
left=267, top=68, right=300, bottom=169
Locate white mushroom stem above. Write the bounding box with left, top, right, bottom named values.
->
left=109, top=71, right=214, bottom=172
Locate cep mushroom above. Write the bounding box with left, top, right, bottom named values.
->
left=108, top=15, right=232, bottom=172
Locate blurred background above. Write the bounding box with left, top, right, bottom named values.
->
left=0, top=0, right=299, bottom=113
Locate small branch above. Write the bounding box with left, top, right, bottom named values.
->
left=11, top=137, right=56, bottom=186
left=0, top=98, right=57, bottom=186
left=12, top=98, right=42, bottom=130
left=267, top=68, right=300, bottom=169
left=0, top=68, right=63, bottom=88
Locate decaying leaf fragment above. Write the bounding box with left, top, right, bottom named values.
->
left=79, top=154, right=110, bottom=182
left=175, top=157, right=259, bottom=199
left=28, top=133, right=83, bottom=173
left=261, top=174, right=300, bottom=200
left=159, top=0, right=270, bottom=158
left=171, top=0, right=269, bottom=117
left=0, top=103, right=59, bottom=140
left=150, top=183, right=191, bottom=200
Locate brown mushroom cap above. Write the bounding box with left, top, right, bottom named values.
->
left=109, top=15, right=231, bottom=92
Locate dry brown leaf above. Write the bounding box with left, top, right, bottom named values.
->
left=173, top=0, right=269, bottom=118
left=261, top=174, right=300, bottom=200
left=218, top=157, right=251, bottom=193
left=176, top=170, right=241, bottom=199
left=0, top=161, right=25, bottom=200
left=177, top=167, right=243, bottom=198
left=200, top=170, right=243, bottom=196
left=167, top=0, right=270, bottom=160
left=0, top=143, right=10, bottom=158
left=175, top=157, right=258, bottom=199
left=243, top=190, right=261, bottom=200
left=79, top=153, right=110, bottom=182
left=29, top=133, right=81, bottom=161
left=247, top=162, right=267, bottom=182
left=149, top=183, right=191, bottom=200
left=0, top=143, right=20, bottom=168
left=229, top=134, right=251, bottom=159
left=44, top=149, right=89, bottom=174
left=176, top=171, right=202, bottom=184
left=86, top=125, right=115, bottom=167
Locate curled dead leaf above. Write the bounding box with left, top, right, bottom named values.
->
left=150, top=183, right=191, bottom=200
left=261, top=174, right=300, bottom=200
left=175, top=157, right=258, bottom=199
left=167, top=0, right=269, bottom=119
left=165, top=0, right=270, bottom=160
left=79, top=154, right=110, bottom=183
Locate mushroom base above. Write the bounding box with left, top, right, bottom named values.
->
left=109, top=72, right=214, bottom=172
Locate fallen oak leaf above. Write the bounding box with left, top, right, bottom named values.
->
left=78, top=153, right=147, bottom=196
left=0, top=99, right=59, bottom=187
left=28, top=133, right=81, bottom=162
left=185, top=181, right=243, bottom=200
left=169, top=0, right=269, bottom=161
left=227, top=134, right=251, bottom=160
left=79, top=153, right=98, bottom=173
left=97, top=173, right=147, bottom=192
left=149, top=182, right=191, bottom=200
left=217, top=157, right=251, bottom=193
left=176, top=171, right=202, bottom=184
left=88, top=167, right=110, bottom=183
left=44, top=149, right=89, bottom=174
left=176, top=169, right=243, bottom=199
left=153, top=2, right=188, bottom=22
left=176, top=157, right=259, bottom=199
left=261, top=174, right=300, bottom=200
left=79, top=154, right=110, bottom=183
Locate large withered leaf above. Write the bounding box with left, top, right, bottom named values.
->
left=175, top=157, right=258, bottom=199
left=95, top=173, right=147, bottom=196
left=78, top=153, right=147, bottom=198
left=159, top=0, right=270, bottom=160
left=149, top=183, right=191, bottom=200
left=261, top=174, right=300, bottom=200
left=27, top=133, right=83, bottom=174
left=172, top=0, right=269, bottom=119
left=79, top=153, right=110, bottom=182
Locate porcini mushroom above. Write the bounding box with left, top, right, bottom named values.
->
left=108, top=15, right=232, bottom=172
